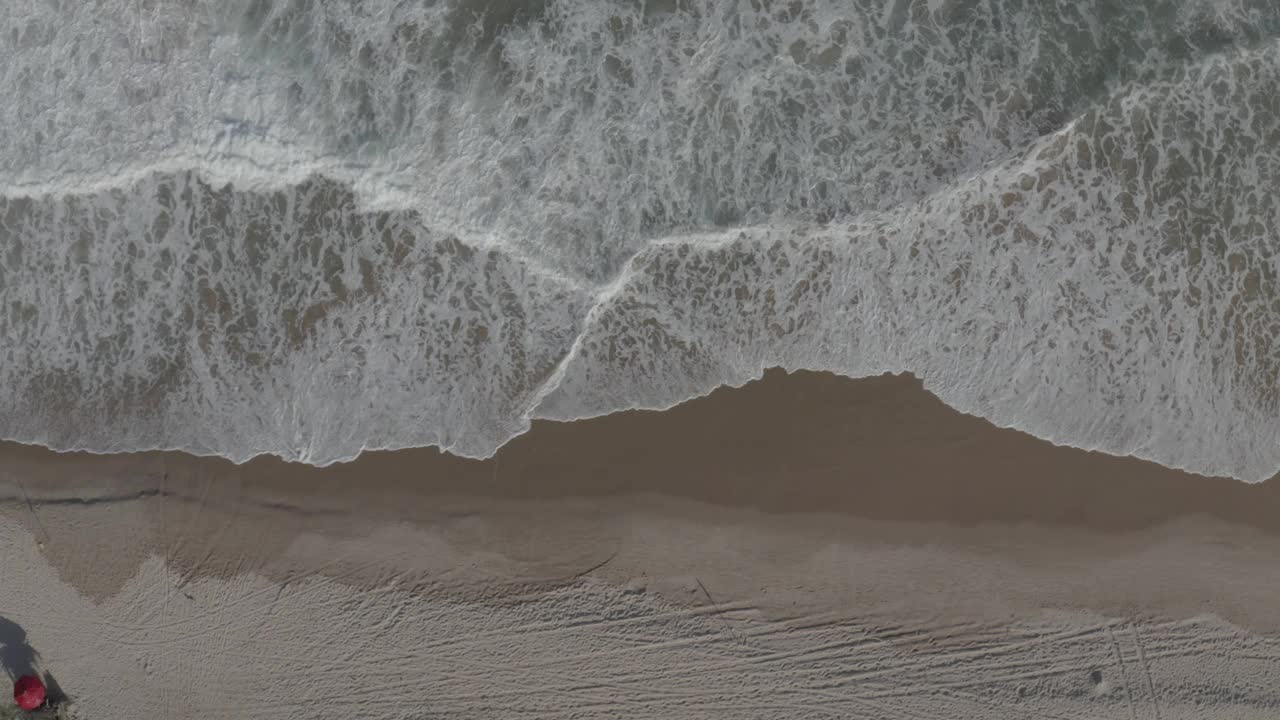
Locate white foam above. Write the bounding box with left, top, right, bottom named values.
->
left=1, top=0, right=1277, bottom=479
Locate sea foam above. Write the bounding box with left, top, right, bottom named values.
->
left=1, top=0, right=1277, bottom=480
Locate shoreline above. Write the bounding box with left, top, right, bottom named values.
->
left=5, top=369, right=1277, bottom=529
left=2, top=370, right=1279, bottom=718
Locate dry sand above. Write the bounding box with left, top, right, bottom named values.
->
left=1, top=370, right=1278, bottom=718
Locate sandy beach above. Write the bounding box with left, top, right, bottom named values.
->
left=1, top=370, right=1278, bottom=718
left=7, top=2, right=1280, bottom=717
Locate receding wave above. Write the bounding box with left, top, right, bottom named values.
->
left=1, top=0, right=1278, bottom=480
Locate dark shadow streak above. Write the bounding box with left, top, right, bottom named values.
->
left=0, top=488, right=346, bottom=519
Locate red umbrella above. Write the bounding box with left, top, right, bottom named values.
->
left=14, top=675, right=46, bottom=711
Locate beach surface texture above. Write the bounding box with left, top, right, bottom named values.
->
left=2, top=0, right=1279, bottom=716
left=2, top=372, right=1279, bottom=718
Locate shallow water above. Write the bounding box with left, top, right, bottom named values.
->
left=1, top=0, right=1277, bottom=479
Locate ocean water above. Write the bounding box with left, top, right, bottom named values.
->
left=1, top=0, right=1277, bottom=480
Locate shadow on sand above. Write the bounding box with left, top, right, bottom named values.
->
left=0, top=617, right=66, bottom=706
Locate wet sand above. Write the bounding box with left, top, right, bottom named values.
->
left=1, top=370, right=1278, bottom=718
